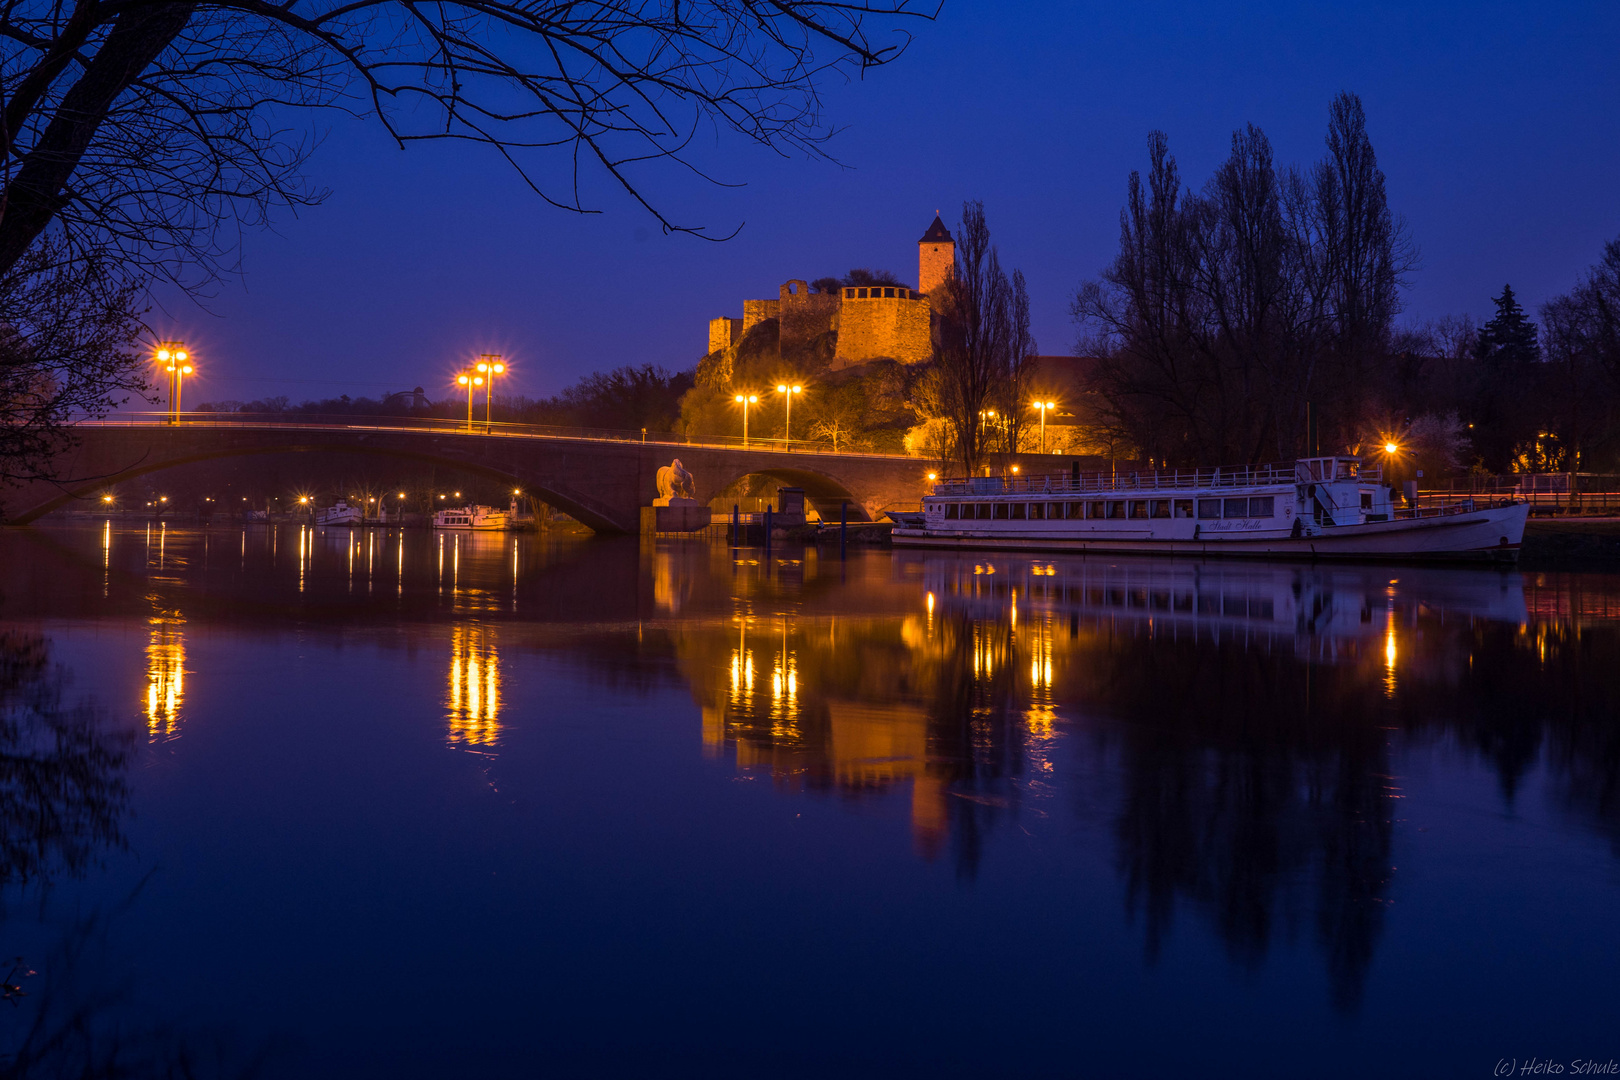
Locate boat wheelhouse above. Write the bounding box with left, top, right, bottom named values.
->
left=893, top=456, right=1528, bottom=562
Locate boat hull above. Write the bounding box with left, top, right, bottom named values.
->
left=893, top=501, right=1529, bottom=563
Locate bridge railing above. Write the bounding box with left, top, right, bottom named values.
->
left=79, top=411, right=928, bottom=462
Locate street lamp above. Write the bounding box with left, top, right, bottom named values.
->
left=155, top=342, right=192, bottom=424
left=1383, top=441, right=1399, bottom=455
left=734, top=393, right=758, bottom=447
left=775, top=383, right=802, bottom=450
left=1032, top=400, right=1057, bottom=453
left=457, top=371, right=485, bottom=432
left=476, top=354, right=505, bottom=431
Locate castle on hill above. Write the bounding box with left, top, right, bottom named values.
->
left=703, top=216, right=955, bottom=377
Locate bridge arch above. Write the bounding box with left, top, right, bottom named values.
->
left=704, top=465, right=875, bottom=521
left=12, top=440, right=631, bottom=532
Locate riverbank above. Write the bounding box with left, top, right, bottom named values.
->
left=1520, top=518, right=1620, bottom=567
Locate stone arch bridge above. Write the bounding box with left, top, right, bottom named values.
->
left=0, top=419, right=974, bottom=532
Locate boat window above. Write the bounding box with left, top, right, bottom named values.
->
left=1360, top=491, right=1373, bottom=510
left=1197, top=499, right=1222, bottom=519
left=944, top=504, right=959, bottom=519
left=1047, top=503, right=1061, bottom=519
left=1011, top=503, right=1027, bottom=519
left=1174, top=499, right=1194, bottom=518
left=1085, top=502, right=1101, bottom=519
left=1106, top=501, right=1124, bottom=519
left=1130, top=501, right=1149, bottom=519
left=1028, top=503, right=1043, bottom=520
left=1151, top=500, right=1171, bottom=518
left=994, top=503, right=1010, bottom=519
left=1062, top=501, right=1079, bottom=519
left=1223, top=497, right=1249, bottom=518
left=1250, top=496, right=1275, bottom=517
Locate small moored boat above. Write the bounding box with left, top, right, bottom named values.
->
left=433, top=504, right=511, bottom=531
left=315, top=500, right=364, bottom=527
left=893, top=456, right=1528, bottom=562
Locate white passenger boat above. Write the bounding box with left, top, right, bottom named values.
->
left=315, top=500, right=364, bottom=526
left=433, top=504, right=511, bottom=531
left=893, top=456, right=1529, bottom=562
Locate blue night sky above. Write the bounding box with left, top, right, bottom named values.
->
left=155, top=0, right=1620, bottom=409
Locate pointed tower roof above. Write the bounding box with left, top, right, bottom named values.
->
left=919, top=215, right=953, bottom=244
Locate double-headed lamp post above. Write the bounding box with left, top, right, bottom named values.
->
left=1032, top=400, right=1056, bottom=453
left=476, top=354, right=505, bottom=431
left=457, top=371, right=485, bottom=432
left=776, top=383, right=802, bottom=449
left=155, top=343, right=192, bottom=424
left=734, top=393, right=758, bottom=447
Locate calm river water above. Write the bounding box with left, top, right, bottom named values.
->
left=1, top=522, right=1618, bottom=1078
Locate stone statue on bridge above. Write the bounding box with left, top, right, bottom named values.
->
left=654, top=458, right=696, bottom=505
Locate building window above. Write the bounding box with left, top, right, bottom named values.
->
left=1198, top=499, right=1222, bottom=519
left=845, top=288, right=855, bottom=298
left=883, top=287, right=895, bottom=297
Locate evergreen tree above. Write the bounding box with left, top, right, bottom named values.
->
left=1477, top=285, right=1541, bottom=365
left=1469, top=285, right=1543, bottom=471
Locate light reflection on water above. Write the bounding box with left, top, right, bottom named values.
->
left=447, top=624, right=501, bottom=749
left=1, top=521, right=1618, bottom=1076
left=144, top=612, right=185, bottom=741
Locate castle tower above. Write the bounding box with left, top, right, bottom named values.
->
left=918, top=214, right=954, bottom=296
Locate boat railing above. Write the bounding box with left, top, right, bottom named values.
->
left=934, top=461, right=1308, bottom=497
left=1388, top=496, right=1519, bottom=522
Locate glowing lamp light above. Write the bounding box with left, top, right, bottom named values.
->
left=102, top=495, right=113, bottom=503
left=927, top=472, right=938, bottom=481
left=1010, top=466, right=1020, bottom=474
left=1384, top=442, right=1399, bottom=454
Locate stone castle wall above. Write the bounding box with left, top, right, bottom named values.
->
left=919, top=241, right=953, bottom=298
left=742, top=298, right=779, bottom=335
left=708, top=317, right=742, bottom=354
left=833, top=286, right=932, bottom=367
left=777, top=280, right=840, bottom=355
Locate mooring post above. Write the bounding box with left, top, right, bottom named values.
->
left=840, top=500, right=848, bottom=560
left=764, top=505, right=772, bottom=553
left=731, top=504, right=739, bottom=546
